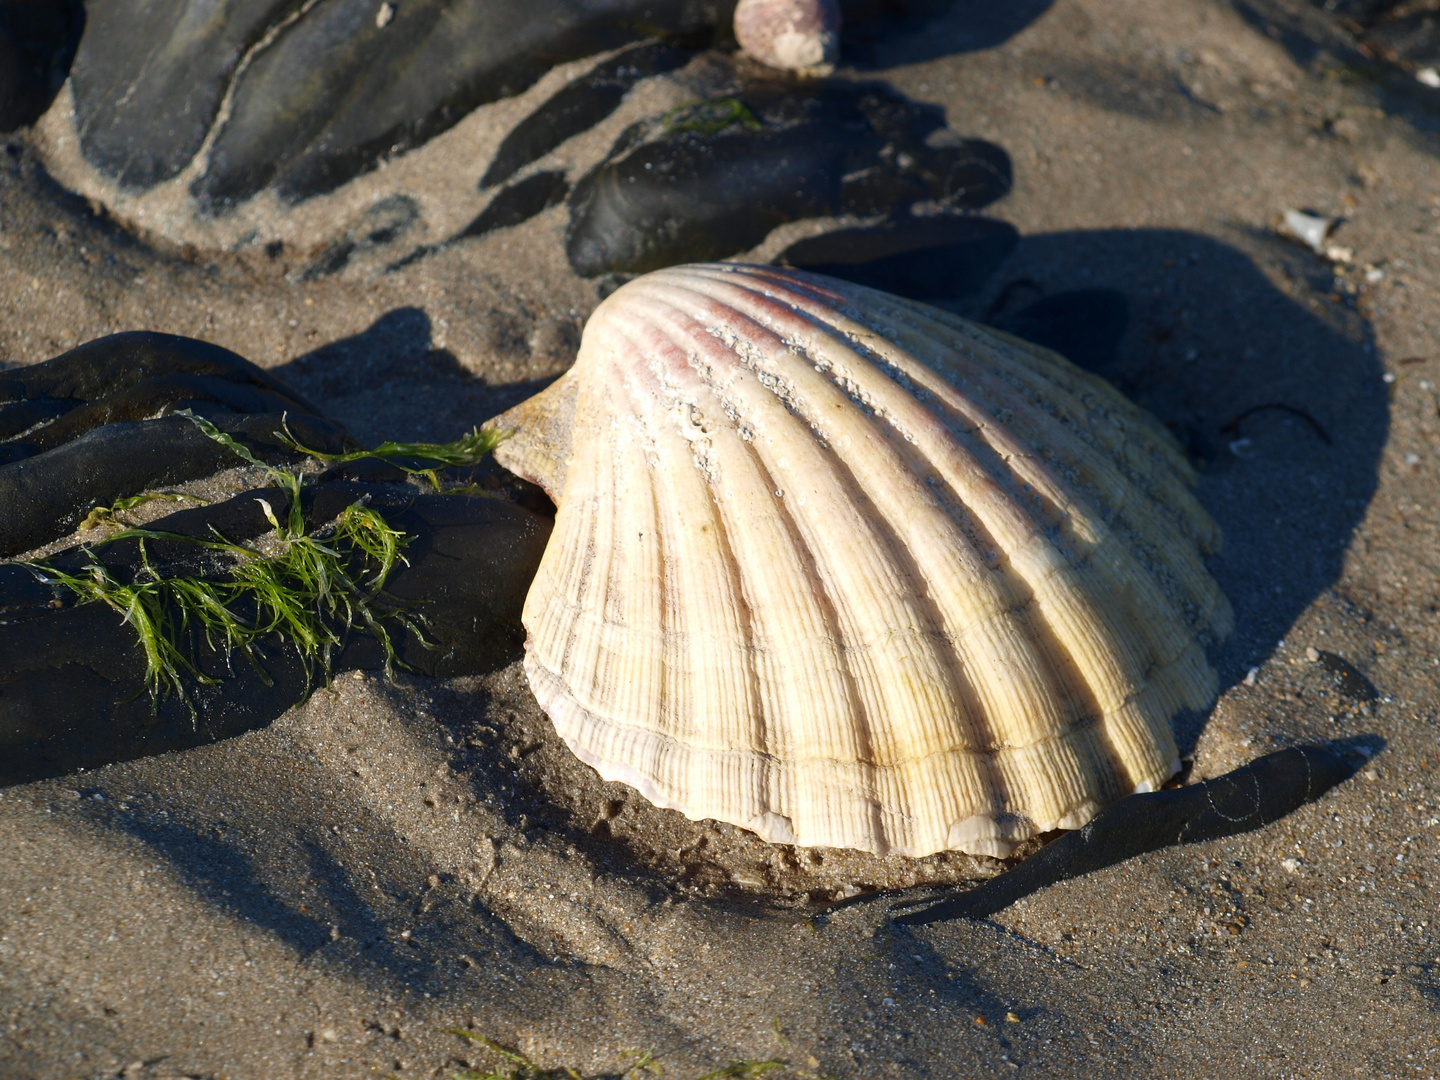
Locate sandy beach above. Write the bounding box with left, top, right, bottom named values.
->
left=3, top=0, right=1440, bottom=1075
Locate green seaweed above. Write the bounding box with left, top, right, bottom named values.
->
left=273, top=415, right=507, bottom=490
left=663, top=97, right=763, bottom=137
left=19, top=411, right=427, bottom=713
left=79, top=490, right=209, bottom=532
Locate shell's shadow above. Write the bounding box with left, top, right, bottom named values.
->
left=952, top=227, right=1386, bottom=751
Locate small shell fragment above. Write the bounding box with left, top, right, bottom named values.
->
left=491, top=264, right=1232, bottom=857
left=733, top=0, right=841, bottom=74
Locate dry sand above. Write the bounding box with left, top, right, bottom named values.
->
left=3, top=0, right=1440, bottom=1075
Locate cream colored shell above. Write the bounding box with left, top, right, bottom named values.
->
left=490, top=263, right=1232, bottom=858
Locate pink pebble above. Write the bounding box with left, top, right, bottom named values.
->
left=733, top=0, right=842, bottom=73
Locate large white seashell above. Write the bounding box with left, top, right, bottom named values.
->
left=490, top=264, right=1232, bottom=858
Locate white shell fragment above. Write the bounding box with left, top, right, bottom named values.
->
left=733, top=0, right=841, bottom=74
left=490, top=264, right=1232, bottom=858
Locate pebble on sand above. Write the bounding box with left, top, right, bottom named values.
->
left=734, top=0, right=842, bottom=73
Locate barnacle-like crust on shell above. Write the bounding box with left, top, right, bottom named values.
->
left=490, top=264, right=1232, bottom=857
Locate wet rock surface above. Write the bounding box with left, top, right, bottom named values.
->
left=63, top=0, right=1012, bottom=217
left=0, top=482, right=550, bottom=788
left=71, top=0, right=723, bottom=202
left=0, top=332, right=350, bottom=555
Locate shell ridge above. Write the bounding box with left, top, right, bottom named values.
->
left=637, top=275, right=1157, bottom=839
left=771, top=280, right=1208, bottom=539
left=538, top=318, right=768, bottom=830
left=886, top=305, right=1219, bottom=549
left=763, top=279, right=1201, bottom=545
left=884, top=294, right=1194, bottom=476
left=611, top=313, right=780, bottom=822
left=581, top=406, right=633, bottom=725
left=608, top=300, right=900, bottom=848
left=649, top=277, right=1157, bottom=698
left=669, top=271, right=1198, bottom=746
left=673, top=267, right=1208, bottom=820
left=523, top=375, right=613, bottom=704
left=624, top=291, right=1036, bottom=851
left=725, top=421, right=889, bottom=850
left=808, top=297, right=1230, bottom=640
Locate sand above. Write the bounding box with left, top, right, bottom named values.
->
left=3, top=0, right=1440, bottom=1075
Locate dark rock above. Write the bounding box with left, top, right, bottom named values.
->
left=13, top=375, right=316, bottom=455
left=69, top=0, right=724, bottom=202
left=0, top=328, right=556, bottom=786
left=778, top=215, right=1017, bottom=300
left=0, top=0, right=83, bottom=133
left=189, top=0, right=726, bottom=208
left=69, top=0, right=292, bottom=189
left=0, top=332, right=348, bottom=555
left=994, top=287, right=1130, bottom=373
left=69, top=0, right=722, bottom=199
left=0, top=330, right=319, bottom=409
left=0, top=413, right=351, bottom=557
left=61, top=0, right=1040, bottom=216
left=566, top=80, right=1011, bottom=276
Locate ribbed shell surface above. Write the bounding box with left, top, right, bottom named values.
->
left=493, top=263, right=1232, bottom=857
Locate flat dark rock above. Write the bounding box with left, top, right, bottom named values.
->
left=68, top=0, right=725, bottom=202
left=192, top=0, right=723, bottom=207
left=0, top=332, right=348, bottom=555
left=566, top=80, right=1011, bottom=276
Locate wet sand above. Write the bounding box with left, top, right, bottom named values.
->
left=3, top=0, right=1440, bottom=1076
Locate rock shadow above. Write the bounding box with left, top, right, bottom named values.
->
left=274, top=307, right=561, bottom=447
left=843, top=0, right=1055, bottom=69
left=275, top=307, right=467, bottom=405
left=111, top=813, right=333, bottom=956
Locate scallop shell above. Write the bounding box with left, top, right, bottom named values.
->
left=490, top=264, right=1232, bottom=857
